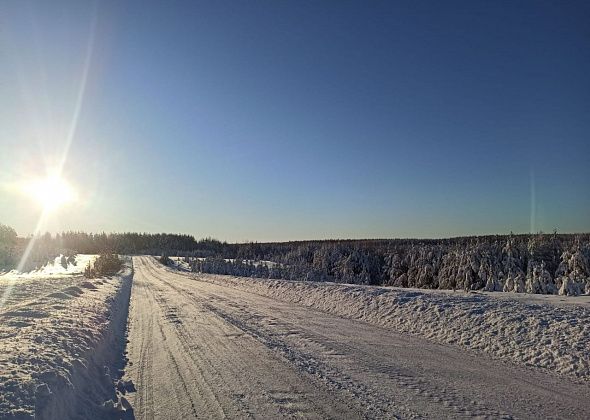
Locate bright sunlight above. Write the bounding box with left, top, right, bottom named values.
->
left=22, top=175, right=76, bottom=212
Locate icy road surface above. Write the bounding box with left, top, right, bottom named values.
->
left=124, top=257, right=590, bottom=419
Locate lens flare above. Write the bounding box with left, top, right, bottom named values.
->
left=22, top=175, right=76, bottom=212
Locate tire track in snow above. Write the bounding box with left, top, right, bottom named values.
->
left=142, top=259, right=350, bottom=418
left=131, top=260, right=226, bottom=418
left=128, top=276, right=155, bottom=420
left=200, top=292, right=510, bottom=419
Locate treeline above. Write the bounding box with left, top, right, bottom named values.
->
left=0, top=224, right=229, bottom=271
left=0, top=224, right=18, bottom=269
left=0, top=225, right=76, bottom=272
left=2, top=223, right=590, bottom=296
left=188, top=234, right=590, bottom=296
left=0, top=226, right=229, bottom=271
left=53, top=231, right=218, bottom=255
left=189, top=258, right=286, bottom=279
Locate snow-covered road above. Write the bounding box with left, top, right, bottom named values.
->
left=124, top=257, right=590, bottom=419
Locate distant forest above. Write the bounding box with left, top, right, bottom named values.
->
left=0, top=225, right=223, bottom=271
left=1, top=223, right=589, bottom=295
left=184, top=233, right=590, bottom=296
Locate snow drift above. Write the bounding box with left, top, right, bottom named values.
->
left=0, top=258, right=133, bottom=419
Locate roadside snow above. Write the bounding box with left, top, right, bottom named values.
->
left=0, top=259, right=133, bottom=419
left=193, top=272, right=590, bottom=383
left=168, top=256, right=191, bottom=271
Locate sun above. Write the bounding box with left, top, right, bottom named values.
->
left=23, top=175, right=77, bottom=212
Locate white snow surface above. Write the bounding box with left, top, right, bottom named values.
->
left=0, top=259, right=133, bottom=419
left=0, top=254, right=96, bottom=280
left=5, top=255, right=588, bottom=419
left=194, top=273, right=590, bottom=382
left=125, top=257, right=590, bottom=419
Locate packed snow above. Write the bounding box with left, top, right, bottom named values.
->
left=128, top=257, right=590, bottom=419
left=190, top=272, right=590, bottom=382
left=0, top=258, right=133, bottom=419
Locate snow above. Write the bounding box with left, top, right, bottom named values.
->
left=168, top=256, right=192, bottom=271
left=0, top=254, right=96, bottom=280
left=193, top=273, right=590, bottom=382
left=168, top=256, right=280, bottom=272
left=3, top=253, right=589, bottom=419
left=130, top=257, right=590, bottom=418
left=226, top=259, right=280, bottom=268
left=0, top=258, right=133, bottom=419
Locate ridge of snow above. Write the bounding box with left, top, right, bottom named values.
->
left=0, top=260, right=133, bottom=419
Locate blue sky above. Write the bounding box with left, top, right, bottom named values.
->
left=1, top=1, right=589, bottom=241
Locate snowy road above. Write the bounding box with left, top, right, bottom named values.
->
left=124, top=257, right=590, bottom=419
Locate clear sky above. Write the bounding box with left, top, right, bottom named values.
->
left=1, top=1, right=589, bottom=241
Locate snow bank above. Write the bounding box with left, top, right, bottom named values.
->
left=0, top=259, right=133, bottom=419
left=196, top=272, right=590, bottom=382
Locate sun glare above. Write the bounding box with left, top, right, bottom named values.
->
left=23, top=176, right=76, bottom=212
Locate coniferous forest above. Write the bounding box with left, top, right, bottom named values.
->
left=1, top=223, right=589, bottom=295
